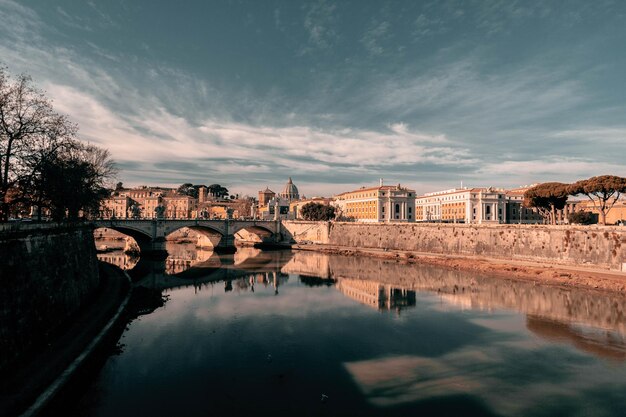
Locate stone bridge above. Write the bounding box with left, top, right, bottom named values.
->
left=93, top=219, right=283, bottom=255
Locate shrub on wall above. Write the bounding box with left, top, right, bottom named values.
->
left=567, top=211, right=597, bottom=225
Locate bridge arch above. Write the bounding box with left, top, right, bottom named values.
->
left=94, top=225, right=153, bottom=252
left=232, top=225, right=277, bottom=245
left=161, top=223, right=226, bottom=238
left=164, top=225, right=225, bottom=249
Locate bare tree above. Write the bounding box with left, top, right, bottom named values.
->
left=0, top=66, right=77, bottom=220
left=568, top=175, right=626, bottom=225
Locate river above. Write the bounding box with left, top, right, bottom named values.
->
left=59, top=243, right=626, bottom=416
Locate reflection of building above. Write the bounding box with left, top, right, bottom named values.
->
left=337, top=279, right=416, bottom=311
left=334, top=180, right=416, bottom=222
left=97, top=252, right=139, bottom=270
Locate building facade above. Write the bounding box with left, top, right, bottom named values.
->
left=279, top=177, right=300, bottom=202
left=255, top=178, right=302, bottom=220
left=258, top=187, right=276, bottom=207
left=415, top=186, right=544, bottom=224
left=334, top=182, right=416, bottom=222
left=100, top=187, right=198, bottom=219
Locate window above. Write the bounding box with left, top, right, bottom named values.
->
left=382, top=206, right=385, bottom=212
left=395, top=204, right=400, bottom=213
left=408, top=207, right=412, bottom=214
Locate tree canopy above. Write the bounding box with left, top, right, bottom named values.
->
left=177, top=183, right=199, bottom=198
left=207, top=184, right=229, bottom=199
left=0, top=66, right=115, bottom=221
left=568, top=175, right=626, bottom=225
left=35, top=143, right=115, bottom=221
left=300, top=202, right=336, bottom=221
left=523, top=182, right=570, bottom=225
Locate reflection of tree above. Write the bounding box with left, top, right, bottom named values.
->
left=126, top=286, right=168, bottom=318
left=526, top=316, right=626, bottom=361
left=299, top=275, right=335, bottom=287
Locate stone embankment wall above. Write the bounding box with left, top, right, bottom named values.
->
left=0, top=223, right=100, bottom=369
left=280, top=221, right=626, bottom=271
left=281, top=221, right=331, bottom=244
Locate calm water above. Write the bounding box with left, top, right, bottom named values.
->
left=67, top=245, right=626, bottom=416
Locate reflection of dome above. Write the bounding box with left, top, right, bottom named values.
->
left=279, top=177, right=300, bottom=201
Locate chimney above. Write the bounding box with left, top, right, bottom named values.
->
left=379, top=178, right=383, bottom=187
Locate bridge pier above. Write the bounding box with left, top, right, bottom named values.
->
left=140, top=238, right=169, bottom=259
left=214, top=234, right=236, bottom=254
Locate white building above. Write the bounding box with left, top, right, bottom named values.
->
left=415, top=186, right=544, bottom=224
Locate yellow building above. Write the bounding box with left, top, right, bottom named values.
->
left=571, top=198, right=626, bottom=225
left=100, top=187, right=198, bottom=219
left=101, top=196, right=131, bottom=219
left=334, top=182, right=416, bottom=222
left=163, top=195, right=197, bottom=219
left=258, top=187, right=276, bottom=207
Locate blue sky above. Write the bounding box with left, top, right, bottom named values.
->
left=1, top=0, right=625, bottom=197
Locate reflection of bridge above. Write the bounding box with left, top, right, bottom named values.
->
left=130, top=250, right=294, bottom=291
left=93, top=219, right=283, bottom=254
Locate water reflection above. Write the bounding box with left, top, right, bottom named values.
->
left=337, top=279, right=416, bottom=312
left=79, top=247, right=626, bottom=417
left=97, top=241, right=216, bottom=274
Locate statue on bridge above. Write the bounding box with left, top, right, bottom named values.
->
left=129, top=204, right=142, bottom=219
left=155, top=204, right=166, bottom=219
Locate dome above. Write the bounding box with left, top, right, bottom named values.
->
left=280, top=177, right=300, bottom=201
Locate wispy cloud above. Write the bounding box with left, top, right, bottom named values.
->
left=475, top=159, right=626, bottom=185
left=56, top=6, right=94, bottom=32
left=1, top=0, right=624, bottom=196
left=412, top=13, right=447, bottom=41
left=300, top=0, right=337, bottom=53
left=361, top=20, right=390, bottom=56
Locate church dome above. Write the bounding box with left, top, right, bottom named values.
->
left=280, top=177, right=299, bottom=201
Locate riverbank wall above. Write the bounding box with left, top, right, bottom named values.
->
left=0, top=223, right=100, bottom=370
left=281, top=221, right=626, bottom=271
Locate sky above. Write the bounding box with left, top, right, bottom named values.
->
left=1, top=0, right=625, bottom=197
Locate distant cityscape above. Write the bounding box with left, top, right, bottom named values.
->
left=99, top=177, right=626, bottom=225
